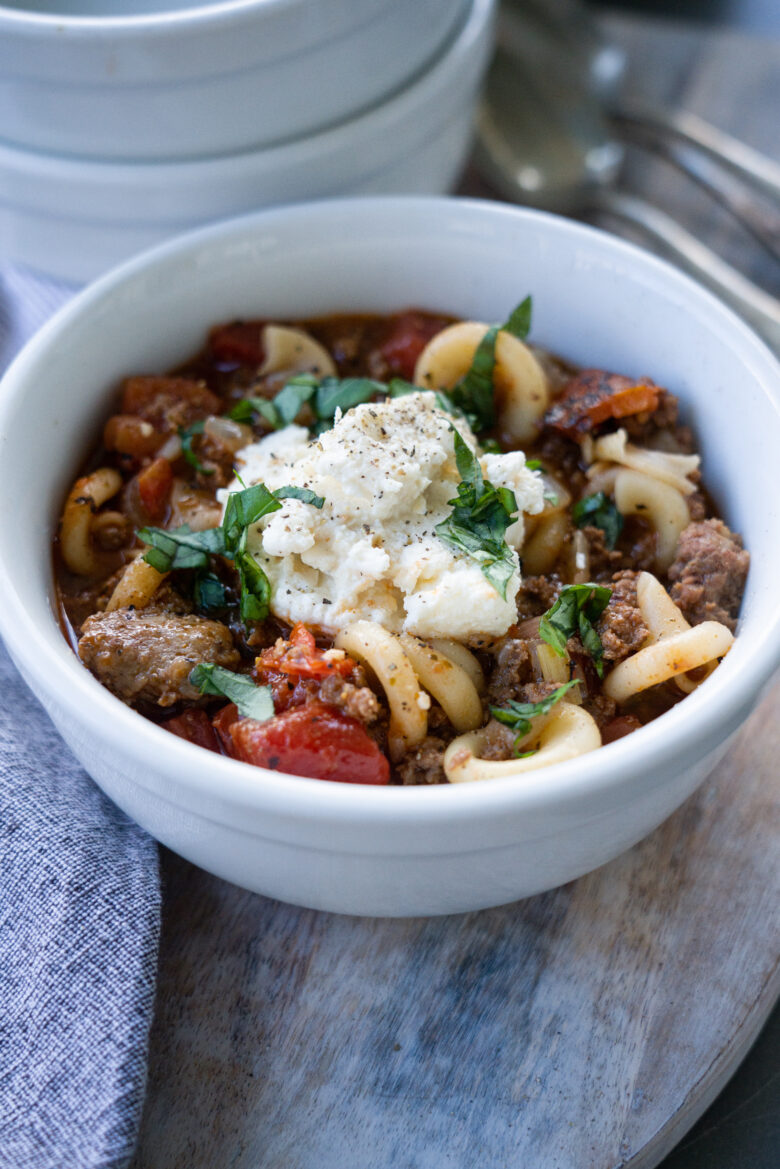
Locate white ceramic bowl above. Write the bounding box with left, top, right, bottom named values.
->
left=0, top=0, right=467, bottom=160
left=1, top=197, right=779, bottom=917
left=0, top=0, right=494, bottom=283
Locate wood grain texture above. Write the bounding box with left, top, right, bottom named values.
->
left=131, top=676, right=779, bottom=1169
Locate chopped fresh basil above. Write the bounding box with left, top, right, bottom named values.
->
left=315, top=376, right=387, bottom=420
left=226, top=396, right=282, bottom=428
left=178, top=420, right=213, bottom=476
left=490, top=679, right=580, bottom=754
left=526, top=459, right=544, bottom=471
left=193, top=572, right=228, bottom=613
left=189, top=664, right=274, bottom=722
left=137, top=523, right=226, bottom=573
left=572, top=491, right=624, bottom=550
left=435, top=429, right=518, bottom=599
left=539, top=582, right=612, bottom=677
left=140, top=479, right=321, bottom=625
left=449, top=295, right=533, bottom=433
left=273, top=377, right=318, bottom=426
left=222, top=483, right=281, bottom=547
left=273, top=486, right=325, bottom=508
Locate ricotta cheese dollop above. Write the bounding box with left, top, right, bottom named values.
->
left=222, top=392, right=545, bottom=641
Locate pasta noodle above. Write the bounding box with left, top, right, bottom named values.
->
left=603, top=572, right=733, bottom=703
left=259, top=325, right=336, bottom=378
left=613, top=468, right=690, bottom=572
left=521, top=511, right=569, bottom=575
left=397, top=635, right=483, bottom=733
left=412, top=320, right=549, bottom=443
left=590, top=429, right=700, bottom=495
left=428, top=639, right=485, bottom=694
left=335, top=620, right=429, bottom=760
left=60, top=467, right=123, bottom=575
left=444, top=704, right=601, bottom=783
left=105, top=556, right=168, bottom=613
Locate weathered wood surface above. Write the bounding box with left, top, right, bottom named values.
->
left=131, top=15, right=780, bottom=1169
left=131, top=679, right=779, bottom=1169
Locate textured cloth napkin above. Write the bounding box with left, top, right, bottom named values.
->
left=0, top=266, right=161, bottom=1169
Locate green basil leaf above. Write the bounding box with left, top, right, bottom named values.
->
left=138, top=523, right=226, bottom=572
left=222, top=483, right=281, bottom=550
left=447, top=295, right=533, bottom=433
left=226, top=396, right=282, bottom=429
left=193, top=572, right=228, bottom=613
left=490, top=679, right=580, bottom=741
left=502, top=295, right=532, bottom=341
left=178, top=420, right=213, bottom=476
left=435, top=429, right=519, bottom=600
left=539, top=583, right=612, bottom=677
left=273, top=486, right=325, bottom=508
left=572, top=491, right=624, bottom=550
left=314, top=376, right=387, bottom=420
left=189, top=664, right=274, bottom=722
left=235, top=547, right=272, bottom=623
left=525, top=459, right=544, bottom=471
left=273, top=377, right=318, bottom=426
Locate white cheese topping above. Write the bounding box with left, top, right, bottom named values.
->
left=221, top=392, right=545, bottom=641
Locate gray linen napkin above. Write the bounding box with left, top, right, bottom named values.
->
left=0, top=266, right=161, bottom=1169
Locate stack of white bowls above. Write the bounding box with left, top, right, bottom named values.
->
left=0, top=0, right=496, bottom=283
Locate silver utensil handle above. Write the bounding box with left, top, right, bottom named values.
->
left=612, top=100, right=780, bottom=204
left=592, top=189, right=780, bottom=353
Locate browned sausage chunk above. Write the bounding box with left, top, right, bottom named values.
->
left=78, top=606, right=239, bottom=707
left=667, top=519, right=749, bottom=633
left=597, top=570, right=649, bottom=663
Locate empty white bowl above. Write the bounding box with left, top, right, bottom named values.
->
left=0, top=0, right=468, bottom=160
left=2, top=197, right=779, bottom=916
left=0, top=0, right=495, bottom=283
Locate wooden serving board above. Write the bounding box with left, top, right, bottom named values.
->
left=130, top=676, right=780, bottom=1169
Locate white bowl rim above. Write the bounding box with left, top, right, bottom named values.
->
left=1, top=196, right=779, bottom=832
left=0, top=0, right=375, bottom=36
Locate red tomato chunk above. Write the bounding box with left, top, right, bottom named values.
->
left=226, top=701, right=390, bottom=785
left=375, top=311, right=449, bottom=381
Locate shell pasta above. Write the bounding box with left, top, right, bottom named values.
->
left=55, top=303, right=748, bottom=786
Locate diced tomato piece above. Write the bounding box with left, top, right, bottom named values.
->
left=228, top=701, right=390, bottom=785
left=255, top=622, right=355, bottom=682
left=212, top=703, right=240, bottom=753
left=375, top=311, right=450, bottom=381
left=208, top=321, right=266, bottom=368
left=136, top=456, right=173, bottom=521
left=544, top=370, right=662, bottom=437
left=163, top=708, right=221, bottom=753
left=601, top=714, right=642, bottom=744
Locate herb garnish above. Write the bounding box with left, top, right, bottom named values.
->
left=489, top=680, right=580, bottom=754
left=192, top=572, right=229, bottom=613
left=448, top=296, right=533, bottom=432
left=227, top=375, right=389, bottom=432
left=177, top=420, right=214, bottom=476
left=539, top=583, right=613, bottom=678
left=435, top=429, right=518, bottom=599
left=189, top=664, right=274, bottom=722
left=572, top=491, right=624, bottom=550
left=139, top=482, right=322, bottom=624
